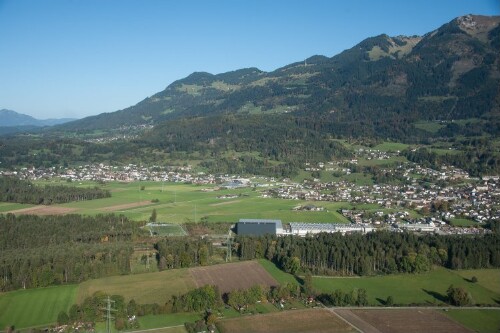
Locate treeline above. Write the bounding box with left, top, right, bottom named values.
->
left=0, top=177, right=110, bottom=205
left=234, top=232, right=500, bottom=276
left=155, top=237, right=214, bottom=269
left=57, top=292, right=169, bottom=330
left=0, top=214, right=137, bottom=291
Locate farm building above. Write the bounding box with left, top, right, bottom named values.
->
left=237, top=219, right=283, bottom=236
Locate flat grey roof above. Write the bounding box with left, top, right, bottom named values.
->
left=239, top=219, right=282, bottom=228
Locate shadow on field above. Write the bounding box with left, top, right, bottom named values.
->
left=376, top=297, right=387, bottom=305
left=422, top=289, right=447, bottom=303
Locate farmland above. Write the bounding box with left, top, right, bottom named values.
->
left=446, top=309, right=500, bottom=333
left=190, top=261, right=278, bottom=294
left=216, top=308, right=356, bottom=333
left=77, top=269, right=195, bottom=304
left=3, top=181, right=350, bottom=223
left=339, top=308, right=473, bottom=333
left=312, top=267, right=500, bottom=305
left=1, top=261, right=500, bottom=332
left=0, top=285, right=77, bottom=330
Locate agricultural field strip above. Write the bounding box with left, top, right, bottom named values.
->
left=216, top=308, right=357, bottom=333
left=311, top=267, right=500, bottom=305
left=348, top=308, right=474, bottom=333
left=126, top=324, right=185, bottom=333
left=332, top=309, right=381, bottom=333
left=189, top=261, right=279, bottom=294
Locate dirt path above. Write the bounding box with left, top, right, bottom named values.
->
left=210, top=199, right=242, bottom=207
left=5, top=206, right=79, bottom=215
left=100, top=200, right=153, bottom=211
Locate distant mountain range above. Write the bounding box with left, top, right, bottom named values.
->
left=0, top=109, right=76, bottom=130
left=1, top=15, right=498, bottom=177
left=58, top=14, right=499, bottom=136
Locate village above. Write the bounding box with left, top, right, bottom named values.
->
left=1, top=153, right=498, bottom=236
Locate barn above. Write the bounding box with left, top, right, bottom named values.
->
left=237, top=219, right=283, bottom=236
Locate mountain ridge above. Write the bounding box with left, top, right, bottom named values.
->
left=0, top=109, right=76, bottom=127
left=56, top=14, right=499, bottom=133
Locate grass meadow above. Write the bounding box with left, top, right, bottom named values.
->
left=311, top=267, right=500, bottom=306
left=445, top=309, right=500, bottom=333
left=0, top=285, right=77, bottom=329
left=258, top=259, right=299, bottom=285
left=5, top=180, right=351, bottom=224
left=77, top=268, right=196, bottom=304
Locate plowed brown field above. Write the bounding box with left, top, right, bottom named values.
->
left=217, top=308, right=356, bottom=333
left=189, top=261, right=278, bottom=294
left=344, top=309, right=473, bottom=333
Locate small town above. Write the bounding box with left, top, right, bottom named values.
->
left=2, top=152, right=498, bottom=236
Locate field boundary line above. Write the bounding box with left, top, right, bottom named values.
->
left=321, top=305, right=363, bottom=333
left=127, top=324, right=184, bottom=333
left=332, top=308, right=383, bottom=333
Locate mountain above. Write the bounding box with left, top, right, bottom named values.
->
left=59, top=14, right=500, bottom=135
left=2, top=15, right=498, bottom=177
left=0, top=109, right=76, bottom=127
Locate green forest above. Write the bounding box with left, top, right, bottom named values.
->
left=0, top=214, right=137, bottom=291
left=234, top=232, right=500, bottom=276
left=0, top=177, right=110, bottom=205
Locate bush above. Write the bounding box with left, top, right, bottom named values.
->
left=57, top=311, right=69, bottom=325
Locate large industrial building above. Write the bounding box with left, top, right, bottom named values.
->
left=289, top=222, right=374, bottom=235
left=237, top=219, right=283, bottom=236
left=236, top=219, right=373, bottom=236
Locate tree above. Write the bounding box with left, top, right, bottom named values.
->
left=471, top=276, right=478, bottom=283
left=356, top=288, right=368, bottom=306
left=228, top=289, right=245, bottom=311
left=385, top=295, right=394, bottom=306
left=283, top=256, right=301, bottom=275
left=303, top=272, right=315, bottom=296
left=447, top=285, right=473, bottom=306
left=150, top=209, right=157, bottom=222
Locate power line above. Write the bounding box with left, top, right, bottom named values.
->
left=101, top=296, right=116, bottom=333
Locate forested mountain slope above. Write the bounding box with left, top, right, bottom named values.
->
left=59, top=14, right=499, bottom=137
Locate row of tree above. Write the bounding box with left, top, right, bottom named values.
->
left=0, top=177, right=110, bottom=205
left=57, top=292, right=170, bottom=330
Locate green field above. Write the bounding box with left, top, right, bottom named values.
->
left=312, top=267, right=500, bottom=305
left=449, top=218, right=477, bottom=227
left=456, top=269, right=500, bottom=294
left=1, top=181, right=351, bottom=223
left=0, top=285, right=77, bottom=329
left=0, top=202, right=33, bottom=212
left=137, top=313, right=200, bottom=330
left=445, top=309, right=500, bottom=333
left=373, top=142, right=409, bottom=152
left=258, top=259, right=299, bottom=285
left=414, top=121, right=445, bottom=133
left=77, top=269, right=196, bottom=304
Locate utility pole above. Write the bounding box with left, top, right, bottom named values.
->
left=102, top=296, right=116, bottom=333
left=226, top=230, right=232, bottom=262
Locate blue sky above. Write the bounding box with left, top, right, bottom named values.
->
left=0, top=0, right=499, bottom=119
